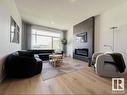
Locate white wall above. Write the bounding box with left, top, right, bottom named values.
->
left=0, top=0, right=22, bottom=81
left=95, top=1, right=127, bottom=68
left=94, top=15, right=101, bottom=52
left=67, top=27, right=73, bottom=57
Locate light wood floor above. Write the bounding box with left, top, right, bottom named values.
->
left=0, top=57, right=126, bottom=95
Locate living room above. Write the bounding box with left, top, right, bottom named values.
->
left=0, top=0, right=127, bottom=94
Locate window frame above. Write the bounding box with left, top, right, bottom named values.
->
left=31, top=29, right=62, bottom=50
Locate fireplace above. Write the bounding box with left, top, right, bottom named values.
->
left=75, top=49, right=88, bottom=57
left=73, top=17, right=94, bottom=62
left=73, top=48, right=89, bottom=61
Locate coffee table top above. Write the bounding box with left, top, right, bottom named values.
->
left=49, top=54, right=62, bottom=57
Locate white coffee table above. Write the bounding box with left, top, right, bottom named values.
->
left=49, top=54, right=63, bottom=67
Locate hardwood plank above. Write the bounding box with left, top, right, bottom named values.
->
left=0, top=57, right=126, bottom=95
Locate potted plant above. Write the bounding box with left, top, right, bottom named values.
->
left=61, top=38, right=67, bottom=45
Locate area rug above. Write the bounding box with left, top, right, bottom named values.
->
left=42, top=62, right=85, bottom=81
left=42, top=69, right=65, bottom=80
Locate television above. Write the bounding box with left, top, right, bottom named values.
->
left=76, top=32, right=87, bottom=42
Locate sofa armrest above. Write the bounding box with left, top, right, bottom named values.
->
left=90, top=52, right=103, bottom=67
left=92, top=52, right=103, bottom=61
left=95, top=54, right=116, bottom=75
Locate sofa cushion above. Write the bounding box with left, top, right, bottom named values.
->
left=38, top=53, right=50, bottom=61
left=18, top=51, right=34, bottom=57
left=28, top=50, right=54, bottom=54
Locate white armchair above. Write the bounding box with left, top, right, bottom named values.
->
left=92, top=53, right=121, bottom=77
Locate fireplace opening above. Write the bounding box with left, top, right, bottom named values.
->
left=75, top=48, right=88, bottom=57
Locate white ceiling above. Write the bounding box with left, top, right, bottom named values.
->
left=15, top=0, right=127, bottom=30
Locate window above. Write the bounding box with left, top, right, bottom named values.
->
left=53, top=37, right=61, bottom=50
left=31, top=29, right=62, bottom=50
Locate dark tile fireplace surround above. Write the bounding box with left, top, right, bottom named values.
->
left=73, top=17, right=94, bottom=62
